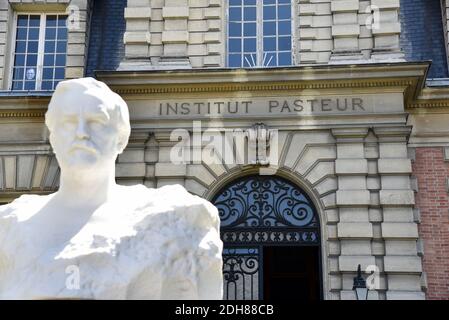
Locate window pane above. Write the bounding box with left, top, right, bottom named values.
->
left=54, top=68, right=65, bottom=79
left=230, top=0, right=242, bottom=5
left=229, top=54, right=242, bottom=67
left=47, top=15, right=57, bottom=27
left=17, top=15, right=28, bottom=27
left=263, top=22, right=276, bottom=36
left=263, top=37, right=276, bottom=51
left=229, top=39, right=242, bottom=53
left=28, top=41, right=39, bottom=53
left=29, top=16, right=40, bottom=27
left=57, top=28, right=67, bottom=40
left=55, top=54, right=66, bottom=66
left=244, top=0, right=256, bottom=5
left=16, top=28, right=27, bottom=40
left=42, top=68, right=54, bottom=80
left=24, top=81, right=35, bottom=90
left=41, top=81, right=53, bottom=90
left=44, top=54, right=54, bottom=66
left=264, top=52, right=276, bottom=66
left=229, top=22, right=241, bottom=37
left=278, top=5, right=291, bottom=19
left=263, top=0, right=276, bottom=4
left=58, top=16, right=68, bottom=27
left=15, top=41, right=26, bottom=53
left=26, top=55, right=38, bottom=67
left=243, top=7, right=256, bottom=21
left=25, top=67, right=36, bottom=80
left=263, top=6, right=276, bottom=20
left=243, top=53, right=256, bottom=67
left=229, top=7, right=242, bottom=21
left=243, top=38, right=256, bottom=52
left=45, top=41, right=56, bottom=53
left=12, top=81, right=23, bottom=90
left=278, top=21, right=291, bottom=36
left=14, top=54, right=25, bottom=66
left=278, top=52, right=292, bottom=66
left=278, top=0, right=290, bottom=4
left=13, top=68, right=24, bottom=80
left=278, top=36, right=291, bottom=50
left=28, top=28, right=40, bottom=40
left=56, top=41, right=67, bottom=53
left=243, top=23, right=256, bottom=37
left=45, top=28, right=56, bottom=40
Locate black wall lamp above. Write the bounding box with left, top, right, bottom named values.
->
left=353, top=264, right=368, bottom=300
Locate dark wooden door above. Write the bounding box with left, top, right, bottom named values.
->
left=263, top=246, right=321, bottom=301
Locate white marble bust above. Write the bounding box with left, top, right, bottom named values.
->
left=0, top=78, right=223, bottom=300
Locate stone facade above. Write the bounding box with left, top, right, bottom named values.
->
left=1, top=0, right=449, bottom=300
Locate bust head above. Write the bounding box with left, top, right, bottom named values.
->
left=45, top=78, right=131, bottom=172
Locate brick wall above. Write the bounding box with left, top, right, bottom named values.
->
left=412, top=147, right=449, bottom=299
left=400, top=0, right=449, bottom=78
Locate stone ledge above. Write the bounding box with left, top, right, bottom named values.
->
left=155, top=163, right=187, bottom=177
left=162, top=31, right=189, bottom=43
left=381, top=223, right=419, bottom=239
left=125, top=7, right=152, bottom=19
left=372, top=22, right=401, bottom=35
left=337, top=223, right=373, bottom=239
left=116, top=163, right=146, bottom=178
left=332, top=25, right=360, bottom=37
left=124, top=32, right=151, bottom=44
left=336, top=159, right=368, bottom=175
left=386, top=291, right=425, bottom=300
left=331, top=0, right=359, bottom=12
left=336, top=190, right=371, bottom=206
left=338, top=256, right=376, bottom=272
left=378, top=159, right=412, bottom=174
left=162, top=7, right=189, bottom=19
left=384, top=256, right=422, bottom=273
left=379, top=190, right=415, bottom=205
left=371, top=0, right=400, bottom=9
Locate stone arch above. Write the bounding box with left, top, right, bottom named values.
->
left=205, top=167, right=329, bottom=300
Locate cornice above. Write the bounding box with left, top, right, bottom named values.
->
left=96, top=62, right=429, bottom=101
left=408, top=87, right=449, bottom=109
left=0, top=109, right=47, bottom=118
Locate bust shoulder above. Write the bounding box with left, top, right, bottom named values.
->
left=0, top=194, right=51, bottom=231
left=118, top=184, right=220, bottom=231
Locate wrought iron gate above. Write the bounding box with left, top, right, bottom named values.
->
left=212, top=175, right=320, bottom=300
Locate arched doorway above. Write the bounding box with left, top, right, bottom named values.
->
left=211, top=175, right=322, bottom=301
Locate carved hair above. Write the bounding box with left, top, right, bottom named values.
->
left=45, top=77, right=131, bottom=154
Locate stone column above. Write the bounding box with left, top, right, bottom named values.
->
left=116, top=130, right=149, bottom=186
left=330, top=0, right=364, bottom=62
left=374, top=127, right=424, bottom=300
left=332, top=128, right=378, bottom=300
left=153, top=131, right=187, bottom=187
left=159, top=0, right=191, bottom=68
left=120, top=0, right=152, bottom=70
left=370, top=0, right=404, bottom=61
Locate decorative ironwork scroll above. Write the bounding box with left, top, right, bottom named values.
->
left=213, top=175, right=321, bottom=300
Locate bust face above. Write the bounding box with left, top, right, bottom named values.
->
left=49, top=89, right=122, bottom=172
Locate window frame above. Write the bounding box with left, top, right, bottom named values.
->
left=9, top=12, right=68, bottom=91
left=226, top=0, right=296, bottom=68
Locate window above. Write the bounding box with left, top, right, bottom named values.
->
left=11, top=14, right=68, bottom=91
left=228, top=0, right=292, bottom=68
